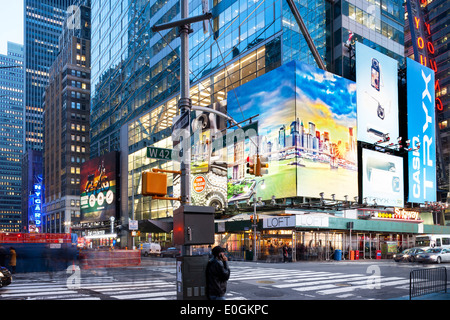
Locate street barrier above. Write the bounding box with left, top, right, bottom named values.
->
left=409, top=267, right=447, bottom=300
left=79, top=250, right=141, bottom=269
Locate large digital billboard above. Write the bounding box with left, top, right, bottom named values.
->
left=226, top=60, right=358, bottom=201
left=80, top=151, right=119, bottom=222
left=362, top=148, right=404, bottom=207
left=356, top=42, right=399, bottom=144
left=406, top=58, right=436, bottom=203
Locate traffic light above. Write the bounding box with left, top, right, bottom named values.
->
left=246, top=155, right=256, bottom=175
left=256, top=155, right=269, bottom=176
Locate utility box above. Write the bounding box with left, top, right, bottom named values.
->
left=176, top=255, right=209, bottom=300
left=173, top=205, right=215, bottom=246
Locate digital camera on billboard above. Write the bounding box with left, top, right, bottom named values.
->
left=371, top=58, right=380, bottom=91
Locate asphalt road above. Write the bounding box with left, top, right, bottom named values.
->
left=2, top=257, right=448, bottom=302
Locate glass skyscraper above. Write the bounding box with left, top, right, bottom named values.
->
left=24, top=0, right=76, bottom=152
left=90, top=0, right=406, bottom=247
left=0, top=42, right=24, bottom=232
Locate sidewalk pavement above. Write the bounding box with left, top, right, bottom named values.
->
left=392, top=292, right=450, bottom=300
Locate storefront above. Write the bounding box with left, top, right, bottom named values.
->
left=214, top=209, right=450, bottom=261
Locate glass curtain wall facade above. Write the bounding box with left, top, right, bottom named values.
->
left=0, top=42, right=24, bottom=232
left=24, top=0, right=76, bottom=152
left=333, top=0, right=405, bottom=78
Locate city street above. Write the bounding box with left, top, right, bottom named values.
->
left=1, top=257, right=448, bottom=301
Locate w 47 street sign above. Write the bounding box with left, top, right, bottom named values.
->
left=146, top=147, right=173, bottom=161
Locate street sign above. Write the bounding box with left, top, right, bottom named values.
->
left=146, top=146, right=173, bottom=160
left=129, top=219, right=138, bottom=231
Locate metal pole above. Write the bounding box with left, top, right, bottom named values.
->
left=179, top=0, right=192, bottom=257
left=253, top=194, right=257, bottom=261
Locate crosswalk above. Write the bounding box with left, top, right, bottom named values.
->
left=228, top=266, right=412, bottom=299
left=0, top=264, right=414, bottom=300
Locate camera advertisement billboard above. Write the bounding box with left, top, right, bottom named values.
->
left=406, top=58, right=436, bottom=203
left=226, top=60, right=358, bottom=202
left=80, top=151, right=119, bottom=222
left=356, top=42, right=399, bottom=144
left=362, top=148, right=404, bottom=207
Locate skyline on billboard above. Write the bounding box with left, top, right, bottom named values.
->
left=80, top=151, right=119, bottom=222
left=356, top=42, right=399, bottom=145
left=226, top=60, right=358, bottom=201
left=406, top=58, right=436, bottom=203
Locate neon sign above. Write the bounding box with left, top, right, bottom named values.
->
left=33, top=183, right=42, bottom=231
left=406, top=0, right=442, bottom=111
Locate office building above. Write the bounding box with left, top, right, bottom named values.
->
left=0, top=42, right=24, bottom=232
left=43, top=1, right=91, bottom=233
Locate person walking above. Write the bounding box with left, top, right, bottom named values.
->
left=9, top=247, right=16, bottom=274
left=206, top=246, right=230, bottom=300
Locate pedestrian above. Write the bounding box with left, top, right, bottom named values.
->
left=9, top=247, right=16, bottom=274
left=206, top=246, right=230, bottom=300
left=283, top=244, right=289, bottom=263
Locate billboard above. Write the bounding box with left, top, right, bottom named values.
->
left=362, top=148, right=404, bottom=207
left=406, top=58, right=436, bottom=203
left=356, top=42, right=399, bottom=144
left=226, top=60, right=358, bottom=201
left=80, top=151, right=119, bottom=222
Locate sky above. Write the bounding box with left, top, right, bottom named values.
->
left=0, top=0, right=23, bottom=55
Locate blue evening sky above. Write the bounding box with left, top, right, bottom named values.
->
left=0, top=1, right=23, bottom=54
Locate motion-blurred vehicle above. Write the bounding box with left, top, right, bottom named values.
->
left=415, top=248, right=450, bottom=264
left=0, top=266, right=12, bottom=288
left=393, top=248, right=425, bottom=262
left=160, top=247, right=181, bottom=258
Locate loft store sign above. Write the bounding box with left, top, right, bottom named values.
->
left=263, top=214, right=329, bottom=229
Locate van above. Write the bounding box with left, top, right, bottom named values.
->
left=140, top=242, right=161, bottom=256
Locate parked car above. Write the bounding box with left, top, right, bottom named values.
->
left=160, top=247, right=181, bottom=258
left=415, top=248, right=450, bottom=264
left=140, top=243, right=161, bottom=257
left=0, top=266, right=12, bottom=288
left=393, top=248, right=426, bottom=262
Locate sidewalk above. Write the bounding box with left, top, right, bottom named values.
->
left=392, top=292, right=450, bottom=300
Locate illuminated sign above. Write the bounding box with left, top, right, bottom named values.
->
left=407, top=58, right=436, bottom=203
left=33, top=183, right=42, bottom=229
left=362, top=149, right=404, bottom=207
left=355, top=43, right=399, bottom=145
left=226, top=60, right=358, bottom=201
left=367, top=208, right=420, bottom=221
left=405, top=0, right=442, bottom=111
left=80, top=151, right=119, bottom=222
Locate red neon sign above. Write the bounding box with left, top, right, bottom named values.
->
left=412, top=16, right=441, bottom=111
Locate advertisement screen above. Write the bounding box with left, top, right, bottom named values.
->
left=226, top=60, right=358, bottom=201
left=406, top=58, right=436, bottom=203
left=80, top=151, right=119, bottom=222
left=356, top=42, right=399, bottom=144
left=362, top=148, right=404, bottom=207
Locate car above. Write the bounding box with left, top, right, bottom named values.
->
left=393, top=248, right=426, bottom=262
left=0, top=266, right=12, bottom=288
left=160, top=247, right=181, bottom=258
left=415, top=248, right=450, bottom=264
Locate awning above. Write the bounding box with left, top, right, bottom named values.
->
left=138, top=219, right=173, bottom=233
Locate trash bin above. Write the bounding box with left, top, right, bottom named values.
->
left=334, top=249, right=342, bottom=261
left=245, top=250, right=253, bottom=261
left=350, top=250, right=355, bottom=260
